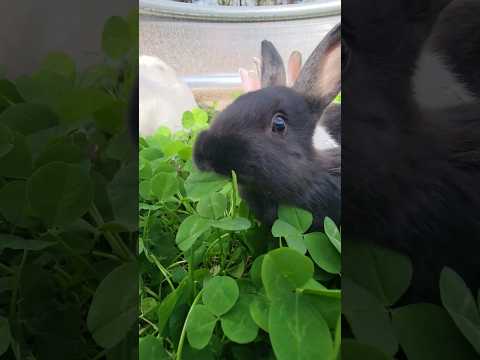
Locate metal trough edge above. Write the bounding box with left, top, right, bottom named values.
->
left=140, top=0, right=340, bottom=22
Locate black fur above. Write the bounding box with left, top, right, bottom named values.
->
left=343, top=0, right=480, bottom=302
left=194, top=86, right=340, bottom=228
left=320, top=103, right=341, bottom=143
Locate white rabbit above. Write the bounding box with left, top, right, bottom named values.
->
left=139, top=55, right=197, bottom=135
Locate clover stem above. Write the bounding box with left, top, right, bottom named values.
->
left=176, top=289, right=204, bottom=360
left=89, top=205, right=134, bottom=260
left=231, top=170, right=239, bottom=218
left=150, top=253, right=175, bottom=292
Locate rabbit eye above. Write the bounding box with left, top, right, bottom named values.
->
left=272, top=114, right=287, bottom=133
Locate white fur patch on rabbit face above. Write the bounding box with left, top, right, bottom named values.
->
left=313, top=124, right=338, bottom=150
left=413, top=50, right=476, bottom=110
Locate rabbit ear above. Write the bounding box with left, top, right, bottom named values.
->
left=294, top=23, right=341, bottom=112
left=261, top=40, right=286, bottom=87
left=287, top=51, right=302, bottom=86
left=239, top=68, right=261, bottom=92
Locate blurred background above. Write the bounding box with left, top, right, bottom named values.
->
left=139, top=0, right=340, bottom=131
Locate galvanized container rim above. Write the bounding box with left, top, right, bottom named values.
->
left=140, top=0, right=341, bottom=22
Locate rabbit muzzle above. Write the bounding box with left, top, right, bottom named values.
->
left=193, top=130, right=257, bottom=181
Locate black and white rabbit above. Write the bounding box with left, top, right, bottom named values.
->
left=342, top=0, right=480, bottom=301
left=193, top=24, right=341, bottom=230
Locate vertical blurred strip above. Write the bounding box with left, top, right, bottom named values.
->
left=0, top=2, right=139, bottom=359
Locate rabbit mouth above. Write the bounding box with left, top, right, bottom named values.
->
left=193, top=130, right=256, bottom=178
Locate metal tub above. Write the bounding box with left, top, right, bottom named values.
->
left=140, top=0, right=340, bottom=105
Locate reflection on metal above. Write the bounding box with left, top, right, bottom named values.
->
left=182, top=73, right=241, bottom=88
left=140, top=0, right=340, bottom=94
left=140, top=0, right=340, bottom=22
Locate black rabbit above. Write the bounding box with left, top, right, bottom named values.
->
left=342, top=0, right=480, bottom=302
left=193, top=24, right=341, bottom=230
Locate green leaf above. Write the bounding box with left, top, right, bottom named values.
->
left=15, top=71, right=72, bottom=107
left=127, top=9, right=139, bottom=48
left=342, top=339, right=391, bottom=360
left=157, top=280, right=189, bottom=335
left=192, top=109, right=209, bottom=127
left=141, top=297, right=158, bottom=317
left=0, top=180, right=30, bottom=226
left=175, top=215, right=211, bottom=251
left=343, top=278, right=398, bottom=356
left=151, top=172, right=179, bottom=201
left=0, top=103, right=58, bottom=135
left=0, top=123, right=14, bottom=157
left=0, top=131, right=32, bottom=178
left=186, top=305, right=217, bottom=350
left=249, top=294, right=269, bottom=332
left=392, top=303, right=479, bottom=360
left=440, top=267, right=480, bottom=353
left=271, top=219, right=306, bottom=254
left=34, top=139, right=86, bottom=169
left=299, top=286, right=341, bottom=300
left=300, top=291, right=341, bottom=331
left=87, top=262, right=137, bottom=349
left=343, top=241, right=412, bottom=306
left=0, top=316, right=11, bottom=356
left=54, top=88, right=112, bottom=123
left=202, top=276, right=239, bottom=316
left=324, top=217, right=341, bottom=253
left=161, top=140, right=186, bottom=158
left=333, top=92, right=341, bottom=104
left=184, top=171, right=228, bottom=201
left=210, top=217, right=251, bottom=231
left=94, top=100, right=126, bottom=134
left=108, top=162, right=138, bottom=231
left=249, top=255, right=264, bottom=287
left=197, top=193, right=227, bottom=219
left=278, top=206, right=313, bottom=233
left=182, top=111, right=195, bottom=129
left=139, top=180, right=152, bottom=200
left=102, top=16, right=132, bottom=59
left=27, top=162, right=93, bottom=227
left=139, top=335, right=168, bottom=360
left=262, top=248, right=313, bottom=300
left=40, top=52, right=76, bottom=81
left=303, top=232, right=341, bottom=274
left=269, top=292, right=333, bottom=360
left=0, top=79, right=23, bottom=109
left=0, top=234, right=55, bottom=251
left=221, top=295, right=259, bottom=344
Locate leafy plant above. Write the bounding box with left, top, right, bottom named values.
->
left=0, top=11, right=138, bottom=360
left=343, top=240, right=480, bottom=359
left=138, top=106, right=342, bottom=359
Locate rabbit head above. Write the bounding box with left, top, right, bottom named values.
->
left=194, top=24, right=341, bottom=227
left=239, top=38, right=340, bottom=150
